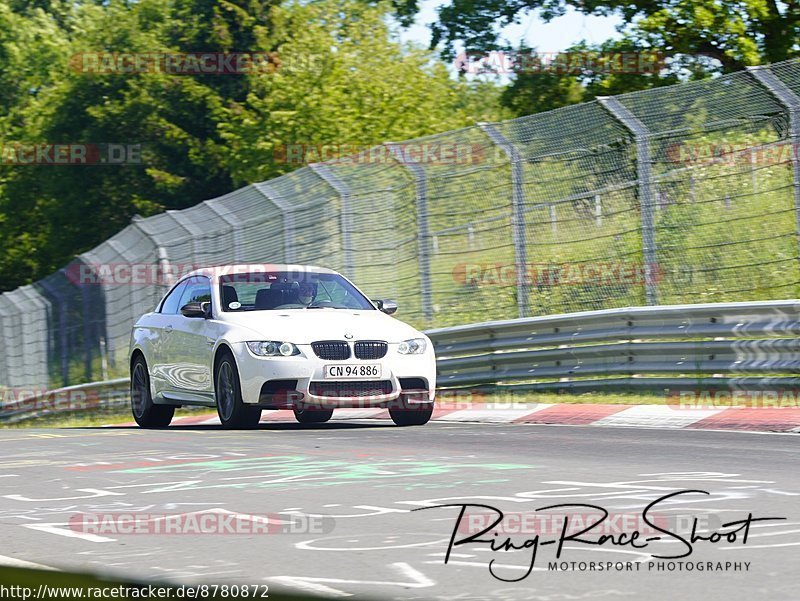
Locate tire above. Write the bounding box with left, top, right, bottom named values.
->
left=389, top=396, right=434, bottom=426
left=131, top=355, right=174, bottom=428
left=293, top=406, right=334, bottom=424
left=215, top=351, right=261, bottom=429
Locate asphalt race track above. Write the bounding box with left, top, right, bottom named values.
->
left=0, top=422, right=797, bottom=600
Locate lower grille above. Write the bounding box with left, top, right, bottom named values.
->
left=309, top=380, right=393, bottom=398
left=354, top=341, right=388, bottom=359
left=312, top=341, right=350, bottom=360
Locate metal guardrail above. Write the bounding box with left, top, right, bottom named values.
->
left=427, top=300, right=800, bottom=391
left=3, top=300, right=800, bottom=422
left=0, top=378, right=130, bottom=424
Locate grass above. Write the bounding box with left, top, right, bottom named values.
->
left=0, top=406, right=211, bottom=428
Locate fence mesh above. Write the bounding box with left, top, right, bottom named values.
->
left=3, top=59, right=800, bottom=389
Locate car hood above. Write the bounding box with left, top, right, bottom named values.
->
left=219, top=309, right=425, bottom=344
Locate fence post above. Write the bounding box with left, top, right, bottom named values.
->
left=477, top=122, right=529, bottom=318
left=19, top=287, right=51, bottom=388
left=163, top=211, right=201, bottom=258
left=598, top=97, right=658, bottom=305
left=748, top=66, right=800, bottom=267
left=79, top=284, right=93, bottom=381
left=38, top=278, right=69, bottom=387
left=385, top=143, right=433, bottom=324
left=253, top=182, right=296, bottom=264
left=0, top=295, right=24, bottom=386
left=204, top=200, right=244, bottom=263
left=131, top=220, right=173, bottom=289
left=0, top=298, right=7, bottom=388
left=309, top=163, right=354, bottom=278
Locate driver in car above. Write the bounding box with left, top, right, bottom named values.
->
left=295, top=281, right=317, bottom=306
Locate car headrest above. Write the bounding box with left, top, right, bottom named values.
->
left=222, top=285, right=239, bottom=307
left=255, top=288, right=284, bottom=309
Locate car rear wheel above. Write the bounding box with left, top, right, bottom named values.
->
left=215, top=352, right=261, bottom=429
left=389, top=396, right=434, bottom=426
left=131, top=355, right=174, bottom=428
left=293, top=406, right=334, bottom=424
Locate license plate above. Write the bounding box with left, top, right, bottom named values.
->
left=324, top=364, right=381, bottom=379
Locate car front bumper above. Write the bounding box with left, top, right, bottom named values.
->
left=233, top=342, right=436, bottom=408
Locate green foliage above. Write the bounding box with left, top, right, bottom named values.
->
left=0, top=0, right=507, bottom=291
left=221, top=0, right=504, bottom=184
left=409, top=0, right=800, bottom=116
left=424, top=0, right=799, bottom=67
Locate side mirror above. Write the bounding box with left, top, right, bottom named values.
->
left=181, top=301, right=211, bottom=318
left=375, top=299, right=398, bottom=315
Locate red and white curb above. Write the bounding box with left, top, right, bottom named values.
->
left=112, top=403, right=800, bottom=433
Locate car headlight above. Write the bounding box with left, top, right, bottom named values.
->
left=398, top=338, right=427, bottom=355
left=246, top=341, right=299, bottom=357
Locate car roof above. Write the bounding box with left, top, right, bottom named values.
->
left=184, top=264, right=340, bottom=281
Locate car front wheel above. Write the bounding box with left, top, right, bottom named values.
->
left=294, top=406, right=334, bottom=424
left=389, top=396, right=434, bottom=426
left=131, top=355, right=174, bottom=428
left=215, top=351, right=261, bottom=429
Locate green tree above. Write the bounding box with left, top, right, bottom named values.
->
left=398, top=0, right=800, bottom=115
left=221, top=0, right=508, bottom=184
left=0, top=2, right=67, bottom=136
left=496, top=46, right=585, bottom=115
left=415, top=0, right=798, bottom=68
left=0, top=0, right=508, bottom=290
left=0, top=0, right=261, bottom=287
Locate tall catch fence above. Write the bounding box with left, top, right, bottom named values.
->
left=2, top=60, right=800, bottom=389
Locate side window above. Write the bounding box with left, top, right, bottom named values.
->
left=159, top=280, right=188, bottom=314
left=178, top=276, right=212, bottom=310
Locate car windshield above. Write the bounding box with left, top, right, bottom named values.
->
left=219, top=271, right=376, bottom=311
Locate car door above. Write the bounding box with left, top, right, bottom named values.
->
left=161, top=275, right=215, bottom=401
left=148, top=279, right=188, bottom=399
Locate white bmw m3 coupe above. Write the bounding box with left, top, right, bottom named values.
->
left=129, top=265, right=436, bottom=428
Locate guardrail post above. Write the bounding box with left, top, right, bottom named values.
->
left=748, top=66, right=800, bottom=268
left=385, top=143, right=433, bottom=324
left=598, top=97, right=658, bottom=305
left=477, top=122, right=529, bottom=318
left=309, top=163, right=354, bottom=278
left=253, top=182, right=296, bottom=264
